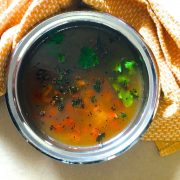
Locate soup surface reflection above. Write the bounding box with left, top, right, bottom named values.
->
left=19, top=25, right=144, bottom=146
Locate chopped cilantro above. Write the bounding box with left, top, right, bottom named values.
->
left=54, top=69, right=71, bottom=91
left=96, top=132, right=105, bottom=143
left=124, top=60, right=136, bottom=71
left=118, top=89, right=134, bottom=107
left=93, top=80, right=101, bottom=93
left=52, top=96, right=64, bottom=111
left=112, top=59, right=136, bottom=75
left=58, top=53, right=65, bottom=63
left=119, top=112, right=127, bottom=118
left=114, top=64, right=122, bottom=73
left=72, top=98, right=84, bottom=108
left=117, top=75, right=130, bottom=89
left=69, top=86, right=79, bottom=94
left=90, top=96, right=97, bottom=103
left=114, top=112, right=127, bottom=119
left=78, top=47, right=100, bottom=69
left=120, top=112, right=127, bottom=118
left=57, top=102, right=64, bottom=111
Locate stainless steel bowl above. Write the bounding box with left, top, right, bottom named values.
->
left=6, top=11, right=159, bottom=164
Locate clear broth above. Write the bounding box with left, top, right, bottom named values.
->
left=19, top=24, right=144, bottom=146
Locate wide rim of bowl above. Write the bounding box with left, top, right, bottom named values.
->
left=6, top=11, right=159, bottom=164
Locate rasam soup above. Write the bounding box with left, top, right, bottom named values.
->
left=18, top=23, right=144, bottom=146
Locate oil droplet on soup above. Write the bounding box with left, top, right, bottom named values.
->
left=19, top=25, right=144, bottom=146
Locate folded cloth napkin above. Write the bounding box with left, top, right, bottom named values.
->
left=0, top=0, right=179, bottom=156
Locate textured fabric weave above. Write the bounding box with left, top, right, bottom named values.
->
left=0, top=0, right=179, bottom=156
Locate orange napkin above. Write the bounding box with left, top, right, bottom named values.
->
left=0, top=0, right=179, bottom=156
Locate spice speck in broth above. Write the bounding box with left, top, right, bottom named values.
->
left=39, top=110, right=46, bottom=117
left=72, top=98, right=84, bottom=108
left=96, top=132, right=106, bottom=143
left=51, top=96, right=64, bottom=111
left=130, top=88, right=139, bottom=98
left=93, top=80, right=102, bottom=93
left=69, top=85, right=79, bottom=94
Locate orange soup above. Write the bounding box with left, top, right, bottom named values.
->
left=18, top=25, right=143, bottom=146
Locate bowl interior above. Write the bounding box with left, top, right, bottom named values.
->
left=17, top=21, right=149, bottom=151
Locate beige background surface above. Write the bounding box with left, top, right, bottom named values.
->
left=0, top=97, right=179, bottom=180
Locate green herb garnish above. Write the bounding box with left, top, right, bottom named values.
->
left=58, top=102, right=64, bottom=111
left=114, top=64, right=122, bottom=73
left=48, top=33, right=64, bottom=44
left=114, top=112, right=127, bottom=119
left=118, top=89, right=134, bottom=107
left=90, top=96, right=97, bottom=103
left=119, top=112, right=127, bottom=118
left=52, top=96, right=64, bottom=111
left=124, top=60, right=136, bottom=75
left=93, top=80, right=102, bottom=93
left=78, top=47, right=100, bottom=69
left=110, top=59, right=138, bottom=107
left=36, top=69, right=50, bottom=83
left=117, top=75, right=130, bottom=89
left=69, top=86, right=79, bottom=94
left=124, top=60, right=136, bottom=70
left=58, top=53, right=65, bottom=63
left=120, top=112, right=127, bottom=118
left=54, top=69, right=71, bottom=92
left=96, top=132, right=105, bottom=143
left=72, top=98, right=84, bottom=108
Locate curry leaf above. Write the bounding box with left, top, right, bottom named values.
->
left=78, top=47, right=100, bottom=69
